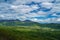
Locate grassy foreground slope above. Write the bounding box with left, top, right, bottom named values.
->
left=0, top=21, right=60, bottom=40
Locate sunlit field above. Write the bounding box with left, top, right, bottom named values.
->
left=0, top=21, right=60, bottom=40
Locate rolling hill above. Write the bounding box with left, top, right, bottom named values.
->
left=0, top=20, right=60, bottom=40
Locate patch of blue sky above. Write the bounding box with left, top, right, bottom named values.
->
left=30, top=9, right=40, bottom=13
left=0, top=0, right=16, bottom=4
left=40, top=7, right=52, bottom=12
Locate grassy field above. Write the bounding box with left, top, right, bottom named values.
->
left=0, top=21, right=60, bottom=40
left=0, top=26, right=60, bottom=40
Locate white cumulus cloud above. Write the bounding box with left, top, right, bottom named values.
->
left=0, top=0, right=60, bottom=23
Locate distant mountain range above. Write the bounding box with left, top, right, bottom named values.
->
left=0, top=19, right=60, bottom=24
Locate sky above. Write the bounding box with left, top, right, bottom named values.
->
left=0, top=0, right=60, bottom=23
